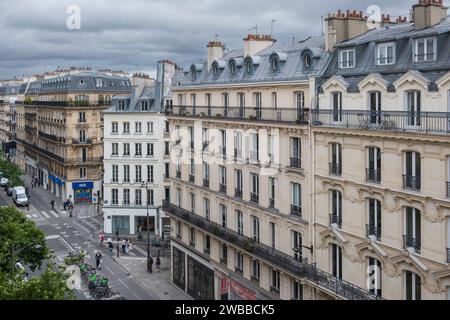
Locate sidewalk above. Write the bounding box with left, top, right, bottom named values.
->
left=102, top=242, right=191, bottom=300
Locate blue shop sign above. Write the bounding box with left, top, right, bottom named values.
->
left=72, top=181, right=94, bottom=190
left=49, top=174, right=65, bottom=186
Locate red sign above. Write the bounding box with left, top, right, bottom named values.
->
left=221, top=277, right=228, bottom=295
left=230, top=280, right=257, bottom=300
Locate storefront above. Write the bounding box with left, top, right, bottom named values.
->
left=173, top=247, right=185, bottom=290
left=72, top=181, right=93, bottom=203
left=49, top=174, right=65, bottom=199
left=111, top=215, right=130, bottom=236
left=187, top=256, right=214, bottom=300
left=25, top=156, right=37, bottom=178
left=135, top=216, right=155, bottom=233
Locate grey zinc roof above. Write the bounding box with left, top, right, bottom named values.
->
left=173, top=35, right=330, bottom=87
left=106, top=84, right=158, bottom=113
left=0, top=85, right=21, bottom=96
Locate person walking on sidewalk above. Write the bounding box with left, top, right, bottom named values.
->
left=99, top=232, right=105, bottom=248
left=50, top=199, right=55, bottom=210
left=156, top=256, right=161, bottom=272
left=95, top=251, right=102, bottom=270
left=108, top=239, right=113, bottom=256
left=116, top=240, right=120, bottom=258
left=122, top=239, right=126, bottom=254
left=148, top=256, right=153, bottom=273
left=128, top=239, right=133, bottom=253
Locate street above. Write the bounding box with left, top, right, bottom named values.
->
left=0, top=182, right=158, bottom=300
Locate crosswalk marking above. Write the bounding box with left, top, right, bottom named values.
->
left=41, top=211, right=50, bottom=219
left=32, top=213, right=38, bottom=218
left=49, top=210, right=59, bottom=218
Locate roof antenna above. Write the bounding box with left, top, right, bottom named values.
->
left=247, top=24, right=258, bottom=35
left=271, top=20, right=278, bottom=37
left=215, top=34, right=219, bottom=42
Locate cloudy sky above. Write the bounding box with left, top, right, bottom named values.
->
left=0, top=0, right=416, bottom=79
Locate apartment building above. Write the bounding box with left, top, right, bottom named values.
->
left=313, top=0, right=450, bottom=300
left=15, top=72, right=131, bottom=202
left=0, top=82, right=22, bottom=158
left=102, top=60, right=177, bottom=238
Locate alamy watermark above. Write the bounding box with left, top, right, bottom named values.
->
left=66, top=5, right=81, bottom=30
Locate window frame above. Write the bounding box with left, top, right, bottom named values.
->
left=377, top=42, right=396, bottom=65
left=339, top=48, right=356, bottom=69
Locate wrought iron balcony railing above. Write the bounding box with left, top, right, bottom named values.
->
left=72, top=138, right=92, bottom=145
left=269, top=198, right=275, bottom=209
left=366, top=224, right=381, bottom=241
left=235, top=188, right=242, bottom=198
left=176, top=170, right=181, bottom=179
left=189, top=174, right=195, bottom=183
left=403, top=175, right=421, bottom=191
left=329, top=214, right=342, bottom=228
left=203, top=179, right=210, bottom=188
left=311, top=109, right=450, bottom=135
left=163, top=201, right=382, bottom=300
left=447, top=248, right=450, bottom=263
left=447, top=182, right=450, bottom=198
left=38, top=131, right=58, bottom=142
left=290, top=157, right=302, bottom=169
left=290, top=204, right=302, bottom=217
left=329, top=162, right=342, bottom=176
left=219, top=183, right=227, bottom=193
left=250, top=192, right=259, bottom=204
left=366, top=169, right=381, bottom=184
left=403, top=235, right=421, bottom=253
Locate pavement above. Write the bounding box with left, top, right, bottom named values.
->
left=1, top=174, right=190, bottom=300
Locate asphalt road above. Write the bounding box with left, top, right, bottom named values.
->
left=1, top=185, right=157, bottom=300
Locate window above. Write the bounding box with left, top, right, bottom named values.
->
left=368, top=257, right=382, bottom=297
left=123, top=143, right=130, bottom=156
left=176, top=220, right=182, bottom=238
left=112, top=165, right=118, bottom=183
left=220, top=244, right=228, bottom=264
left=269, top=222, right=276, bottom=249
left=146, top=143, right=154, bottom=156
left=245, top=59, right=253, bottom=73
left=367, top=147, right=381, bottom=183
left=222, top=93, right=229, bottom=115
left=250, top=133, right=259, bottom=162
left=123, top=122, right=130, bottom=134
left=111, top=189, right=118, bottom=205
left=234, top=131, right=242, bottom=159
left=147, top=165, right=154, bottom=183
left=205, top=93, right=212, bottom=115
left=292, top=280, right=303, bottom=300
left=203, top=163, right=210, bottom=186
left=203, top=198, right=210, bottom=220
left=252, top=259, right=260, bottom=281
left=250, top=173, right=259, bottom=203
left=290, top=137, right=301, bottom=168
left=78, top=112, right=86, bottom=123
left=123, top=165, right=130, bottom=183
left=79, top=167, right=86, bottom=179
left=123, top=189, right=130, bottom=205
left=189, top=192, right=195, bottom=213
left=331, top=244, right=342, bottom=279
left=112, top=143, right=118, bottom=156
left=118, top=100, right=125, bottom=111
left=135, top=143, right=142, bottom=156
left=165, top=121, right=169, bottom=133
left=112, top=122, right=118, bottom=134
left=377, top=42, right=395, bottom=65
left=188, top=127, right=194, bottom=149
left=135, top=122, right=142, bottom=134
left=252, top=216, right=260, bottom=243
left=147, top=121, right=154, bottom=133
left=79, top=129, right=86, bottom=142
left=331, top=92, right=342, bottom=122
left=219, top=129, right=226, bottom=156
left=269, top=177, right=276, bottom=208
left=203, top=235, right=210, bottom=254
left=165, top=141, right=169, bottom=156
left=220, top=204, right=227, bottom=228
left=219, top=166, right=226, bottom=193
left=235, top=251, right=244, bottom=273
left=141, top=100, right=148, bottom=111
left=414, top=37, right=435, bottom=62
left=406, top=91, right=421, bottom=126
left=330, top=189, right=342, bottom=227
left=176, top=188, right=182, bottom=207
left=190, top=94, right=196, bottom=107
left=135, top=189, right=142, bottom=206
left=254, top=92, right=262, bottom=118
left=238, top=93, right=245, bottom=116
left=236, top=210, right=243, bottom=235
left=369, top=91, right=382, bottom=124
left=367, top=198, right=382, bottom=241
left=404, top=151, right=421, bottom=190
left=189, top=227, right=196, bottom=246
left=295, top=91, right=305, bottom=121
left=330, top=143, right=342, bottom=175
left=135, top=165, right=142, bottom=183
left=292, top=231, right=302, bottom=261
left=340, top=48, right=355, bottom=68
left=405, top=271, right=421, bottom=300
left=271, top=269, right=280, bottom=293
left=271, top=55, right=279, bottom=71
left=404, top=207, right=421, bottom=253
left=271, top=92, right=277, bottom=109
left=291, top=183, right=301, bottom=216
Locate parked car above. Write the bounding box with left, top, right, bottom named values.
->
left=12, top=186, right=29, bottom=207
left=0, top=177, right=9, bottom=187
left=6, top=187, right=13, bottom=196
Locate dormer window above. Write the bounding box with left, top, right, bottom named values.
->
left=271, top=55, right=279, bottom=72
left=339, top=49, right=355, bottom=69
left=414, top=37, right=436, bottom=62
left=79, top=79, right=86, bottom=86
left=141, top=101, right=148, bottom=111
left=377, top=42, right=396, bottom=65
left=304, top=53, right=312, bottom=68
left=230, top=61, right=236, bottom=75
left=118, top=100, right=125, bottom=111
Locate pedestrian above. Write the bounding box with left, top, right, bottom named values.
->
left=138, top=224, right=142, bottom=240
left=63, top=200, right=67, bottom=211
left=122, top=238, right=126, bottom=254
left=116, top=241, right=120, bottom=258
left=148, top=256, right=153, bottom=273
left=108, top=240, right=113, bottom=256
left=128, top=239, right=133, bottom=252
left=99, top=232, right=105, bottom=247
left=26, top=202, right=30, bottom=211
left=156, top=256, right=161, bottom=272
left=95, top=251, right=102, bottom=270
left=50, top=199, right=55, bottom=210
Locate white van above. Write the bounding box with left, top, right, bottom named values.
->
left=12, top=186, right=29, bottom=207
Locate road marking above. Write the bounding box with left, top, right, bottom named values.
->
left=59, top=236, right=75, bottom=252
left=46, top=235, right=60, bottom=240
left=41, top=211, right=50, bottom=219
left=49, top=210, right=59, bottom=218
left=133, top=292, right=142, bottom=300
left=119, top=278, right=129, bottom=289
left=32, top=213, right=38, bottom=218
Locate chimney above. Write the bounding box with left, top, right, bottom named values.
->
left=243, top=34, right=276, bottom=57
left=207, top=41, right=224, bottom=72
left=325, top=9, right=369, bottom=52
left=412, top=0, right=448, bottom=30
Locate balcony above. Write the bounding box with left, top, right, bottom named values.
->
left=72, top=138, right=92, bottom=145
left=202, top=142, right=208, bottom=151
left=329, top=162, right=342, bottom=176
left=235, top=188, right=242, bottom=198
left=403, top=175, right=421, bottom=191
left=290, top=204, right=302, bottom=217
left=250, top=192, right=259, bottom=204
left=38, top=131, right=58, bottom=142
left=162, top=201, right=382, bottom=300
left=190, top=141, right=194, bottom=150
left=366, top=169, right=381, bottom=184
left=235, top=267, right=243, bottom=275
left=269, top=198, right=275, bottom=209
left=189, top=174, right=195, bottom=183
left=403, top=235, right=421, bottom=254
left=203, top=179, right=210, bottom=188
left=21, top=100, right=112, bottom=107
left=167, top=105, right=310, bottom=124
left=176, top=170, right=181, bottom=179
left=447, top=248, right=450, bottom=263
left=366, top=224, right=381, bottom=241
left=24, top=113, right=36, bottom=120
left=219, top=183, right=227, bottom=193
left=25, top=125, right=36, bottom=134
left=220, top=146, right=226, bottom=158
left=66, top=156, right=103, bottom=166
left=311, top=109, right=450, bottom=135
left=329, top=214, right=342, bottom=228
left=220, top=257, right=227, bottom=265
left=290, top=157, right=302, bottom=169
left=447, top=182, right=450, bottom=198
left=270, top=286, right=280, bottom=294
left=249, top=151, right=259, bottom=163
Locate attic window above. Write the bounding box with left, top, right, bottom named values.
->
left=142, top=101, right=148, bottom=111
left=245, top=59, right=253, bottom=74
left=213, top=63, right=219, bottom=77
left=230, top=61, right=236, bottom=75
left=271, top=55, right=280, bottom=72
left=79, top=79, right=86, bottom=86
left=304, top=53, right=312, bottom=68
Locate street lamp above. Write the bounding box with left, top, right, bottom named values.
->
left=11, top=243, right=42, bottom=273
left=141, top=181, right=152, bottom=272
